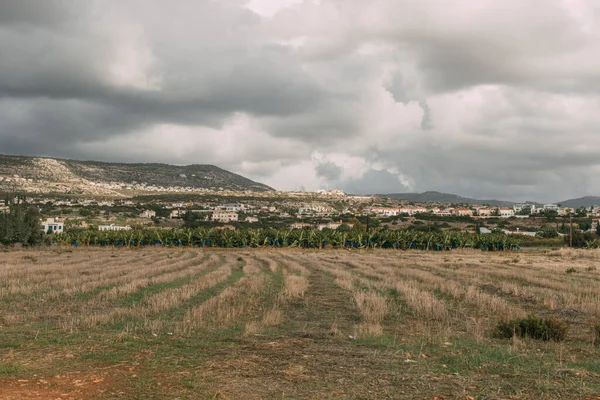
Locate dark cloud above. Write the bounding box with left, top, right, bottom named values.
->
left=315, top=161, right=342, bottom=181
left=1, top=0, right=600, bottom=201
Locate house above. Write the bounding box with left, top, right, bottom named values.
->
left=476, top=207, right=495, bottom=217
left=99, top=224, right=132, bottom=231
left=404, top=207, right=428, bottom=215
left=0, top=205, right=9, bottom=213
left=245, top=217, right=259, bottom=223
left=513, top=204, right=536, bottom=214
left=169, top=210, right=185, bottom=219
left=558, top=207, right=575, bottom=216
left=543, top=204, right=559, bottom=212
left=215, top=225, right=236, bottom=230
left=217, top=203, right=245, bottom=212
left=317, top=220, right=354, bottom=231
left=291, top=222, right=313, bottom=229
left=498, top=207, right=515, bottom=217
left=454, top=208, right=474, bottom=217
left=41, top=218, right=64, bottom=234
left=370, top=207, right=400, bottom=216
left=140, top=210, right=156, bottom=219
left=434, top=208, right=453, bottom=216
left=212, top=211, right=238, bottom=223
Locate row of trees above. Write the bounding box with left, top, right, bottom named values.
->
left=53, top=228, right=520, bottom=251
left=0, top=200, right=43, bottom=246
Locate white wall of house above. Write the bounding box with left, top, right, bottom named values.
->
left=41, top=218, right=64, bottom=234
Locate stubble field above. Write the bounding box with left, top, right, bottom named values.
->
left=1, top=247, right=600, bottom=399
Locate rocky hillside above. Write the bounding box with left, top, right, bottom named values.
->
left=0, top=154, right=274, bottom=195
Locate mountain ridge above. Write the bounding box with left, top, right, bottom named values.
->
left=377, top=191, right=530, bottom=207
left=0, top=154, right=274, bottom=194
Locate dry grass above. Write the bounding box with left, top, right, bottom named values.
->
left=4, top=247, right=600, bottom=398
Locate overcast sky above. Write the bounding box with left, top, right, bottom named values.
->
left=1, top=0, right=599, bottom=202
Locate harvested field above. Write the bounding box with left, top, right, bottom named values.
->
left=1, top=247, right=600, bottom=399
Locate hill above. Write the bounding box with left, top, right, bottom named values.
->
left=377, top=191, right=516, bottom=207
left=557, top=196, right=600, bottom=208
left=0, top=154, right=274, bottom=195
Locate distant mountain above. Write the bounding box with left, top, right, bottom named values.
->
left=0, top=154, right=274, bottom=195
left=377, top=191, right=516, bottom=207
left=557, top=196, right=600, bottom=208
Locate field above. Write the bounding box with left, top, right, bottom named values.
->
left=1, top=248, right=600, bottom=399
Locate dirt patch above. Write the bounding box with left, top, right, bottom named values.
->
left=0, top=372, right=115, bottom=400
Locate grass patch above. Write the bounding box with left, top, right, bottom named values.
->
left=0, top=363, right=21, bottom=375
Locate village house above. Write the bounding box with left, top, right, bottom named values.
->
left=169, top=209, right=185, bottom=219
left=215, top=225, right=236, bottom=230
left=139, top=210, right=156, bottom=219
left=217, top=203, right=245, bottom=212
left=433, top=208, right=453, bottom=216
left=401, top=207, right=428, bottom=215
left=558, top=207, right=575, bottom=216
left=498, top=207, right=515, bottom=217
left=317, top=220, right=354, bottom=231
left=454, top=208, right=474, bottom=217
left=476, top=207, right=494, bottom=217
left=41, top=218, right=64, bottom=234
left=370, top=207, right=400, bottom=216
left=212, top=211, right=238, bottom=223
left=513, top=204, right=536, bottom=214
left=291, top=222, right=313, bottom=229
left=245, top=217, right=259, bottom=223
left=99, top=224, right=132, bottom=231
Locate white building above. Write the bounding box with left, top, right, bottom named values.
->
left=498, top=207, right=515, bottom=217
left=169, top=210, right=185, bottom=219
left=217, top=203, right=245, bottom=212
left=476, top=207, right=495, bottom=217
left=245, top=217, right=259, bottom=223
left=370, top=207, right=399, bottom=216
left=543, top=204, right=559, bottom=212
left=140, top=210, right=156, bottom=218
left=41, top=218, right=64, bottom=234
left=212, top=211, right=238, bottom=223
left=99, top=224, right=132, bottom=231
left=454, top=208, right=474, bottom=216
left=513, top=204, right=536, bottom=214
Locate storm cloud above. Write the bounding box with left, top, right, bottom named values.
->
left=1, top=0, right=600, bottom=202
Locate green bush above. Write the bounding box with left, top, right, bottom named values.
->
left=494, top=314, right=569, bottom=341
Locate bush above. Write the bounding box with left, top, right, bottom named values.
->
left=493, top=315, right=569, bottom=341
left=593, top=324, right=600, bottom=346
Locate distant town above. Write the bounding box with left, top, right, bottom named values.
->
left=1, top=189, right=598, bottom=243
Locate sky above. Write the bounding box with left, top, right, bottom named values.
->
left=1, top=0, right=599, bottom=202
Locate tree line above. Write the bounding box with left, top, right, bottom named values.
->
left=0, top=195, right=42, bottom=246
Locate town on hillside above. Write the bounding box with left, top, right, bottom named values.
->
left=2, top=190, right=599, bottom=246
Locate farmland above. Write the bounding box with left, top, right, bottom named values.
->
left=1, top=248, right=600, bottom=399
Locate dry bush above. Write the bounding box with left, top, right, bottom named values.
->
left=394, top=280, right=449, bottom=322
left=357, top=322, right=383, bottom=337
left=354, top=291, right=388, bottom=325
left=244, top=321, right=261, bottom=335
left=262, top=306, right=283, bottom=327
left=283, top=275, right=309, bottom=298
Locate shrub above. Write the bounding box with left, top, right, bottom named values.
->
left=494, top=315, right=569, bottom=341
left=566, top=267, right=577, bottom=274
left=593, top=324, right=600, bottom=345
